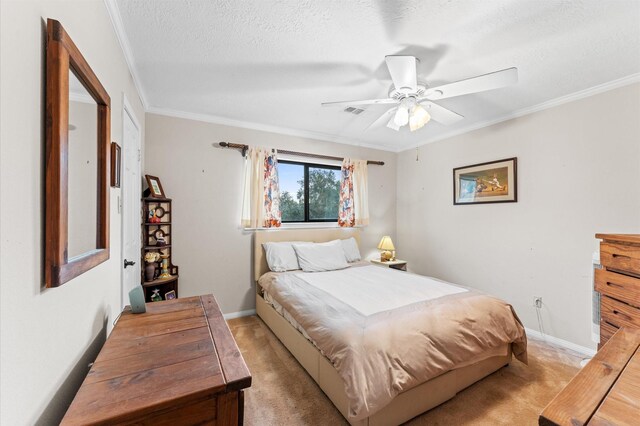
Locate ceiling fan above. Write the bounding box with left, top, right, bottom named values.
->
left=322, top=56, right=518, bottom=132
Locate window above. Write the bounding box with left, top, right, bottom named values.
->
left=278, top=160, right=341, bottom=222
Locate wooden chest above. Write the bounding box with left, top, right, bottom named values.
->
left=539, top=327, right=640, bottom=425
left=61, top=295, right=251, bottom=425
left=595, top=234, right=640, bottom=348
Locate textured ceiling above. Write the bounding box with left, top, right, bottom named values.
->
left=115, top=0, right=640, bottom=151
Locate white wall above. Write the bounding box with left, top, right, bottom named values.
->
left=144, top=113, right=397, bottom=314
left=0, top=1, right=145, bottom=424
left=397, top=83, right=640, bottom=350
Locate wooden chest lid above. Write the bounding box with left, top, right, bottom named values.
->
left=539, top=327, right=640, bottom=425
left=61, top=295, right=251, bottom=425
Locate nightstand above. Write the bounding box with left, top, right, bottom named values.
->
left=370, top=259, right=407, bottom=271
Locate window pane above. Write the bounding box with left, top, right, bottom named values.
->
left=278, top=162, right=305, bottom=222
left=308, top=167, right=340, bottom=220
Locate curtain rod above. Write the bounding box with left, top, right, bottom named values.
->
left=218, top=142, right=385, bottom=166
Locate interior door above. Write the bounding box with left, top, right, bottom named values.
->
left=121, top=105, right=141, bottom=308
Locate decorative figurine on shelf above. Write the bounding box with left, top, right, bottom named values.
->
left=150, top=289, right=162, bottom=302
left=144, top=252, right=161, bottom=282
left=155, top=235, right=166, bottom=247
left=148, top=207, right=162, bottom=223
left=159, top=252, right=171, bottom=279
left=154, top=229, right=166, bottom=247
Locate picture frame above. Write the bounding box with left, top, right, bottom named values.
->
left=145, top=174, right=165, bottom=198
left=165, top=290, right=176, bottom=300
left=453, top=157, right=517, bottom=205
left=110, top=142, right=121, bottom=188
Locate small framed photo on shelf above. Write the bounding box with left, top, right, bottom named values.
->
left=110, top=142, right=121, bottom=188
left=145, top=174, right=165, bottom=198
left=165, top=290, right=176, bottom=300
left=453, top=157, right=517, bottom=205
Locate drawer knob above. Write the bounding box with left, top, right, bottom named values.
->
left=606, top=281, right=624, bottom=288
left=612, top=253, right=631, bottom=259
left=612, top=309, right=633, bottom=321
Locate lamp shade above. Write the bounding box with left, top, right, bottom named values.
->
left=377, top=236, right=395, bottom=251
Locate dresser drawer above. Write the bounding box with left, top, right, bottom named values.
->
left=601, top=295, right=640, bottom=330
left=599, top=319, right=620, bottom=346
left=600, top=242, right=640, bottom=275
left=595, top=269, right=640, bottom=308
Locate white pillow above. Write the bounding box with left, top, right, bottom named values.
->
left=263, top=242, right=301, bottom=272
left=340, top=237, right=361, bottom=262
left=292, top=240, right=350, bottom=272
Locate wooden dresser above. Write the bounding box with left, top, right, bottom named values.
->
left=539, top=327, right=640, bottom=425
left=62, top=295, right=251, bottom=425
left=595, top=234, right=640, bottom=349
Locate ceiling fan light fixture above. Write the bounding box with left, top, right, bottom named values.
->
left=393, top=106, right=409, bottom=127
left=386, top=116, right=401, bottom=131
left=409, top=105, right=431, bottom=132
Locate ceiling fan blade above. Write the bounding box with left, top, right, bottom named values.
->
left=385, top=56, right=418, bottom=92
left=366, top=107, right=397, bottom=131
left=321, top=98, right=399, bottom=107
left=420, top=101, right=464, bottom=126
left=424, top=67, right=518, bottom=100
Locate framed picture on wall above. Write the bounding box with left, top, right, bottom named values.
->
left=453, top=157, right=517, bottom=205
left=110, top=142, right=121, bottom=188
left=145, top=174, right=166, bottom=198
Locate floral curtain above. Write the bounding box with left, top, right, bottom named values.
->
left=241, top=147, right=281, bottom=228
left=338, top=161, right=355, bottom=227
left=338, top=159, right=369, bottom=227
left=263, top=152, right=281, bottom=227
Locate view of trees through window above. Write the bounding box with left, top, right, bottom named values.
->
left=279, top=161, right=341, bottom=222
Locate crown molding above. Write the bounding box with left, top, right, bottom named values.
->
left=145, top=106, right=400, bottom=152
left=147, top=73, right=639, bottom=154
left=400, top=72, right=640, bottom=152
left=103, top=0, right=149, bottom=109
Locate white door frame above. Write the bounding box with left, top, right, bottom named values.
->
left=120, top=94, right=142, bottom=309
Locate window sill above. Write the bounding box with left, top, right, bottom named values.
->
left=243, top=223, right=366, bottom=231
left=244, top=223, right=338, bottom=231
left=280, top=222, right=339, bottom=229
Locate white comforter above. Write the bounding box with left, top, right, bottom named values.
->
left=293, top=265, right=467, bottom=315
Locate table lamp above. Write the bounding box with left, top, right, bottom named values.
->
left=378, top=236, right=396, bottom=262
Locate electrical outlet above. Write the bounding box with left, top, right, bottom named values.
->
left=533, top=296, right=543, bottom=308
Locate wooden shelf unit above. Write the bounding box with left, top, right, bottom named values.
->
left=142, top=197, right=179, bottom=302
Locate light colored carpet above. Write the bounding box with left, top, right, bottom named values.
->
left=228, top=316, right=584, bottom=426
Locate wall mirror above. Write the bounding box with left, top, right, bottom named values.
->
left=45, top=19, right=110, bottom=287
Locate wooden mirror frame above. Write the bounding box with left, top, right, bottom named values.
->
left=45, top=19, right=110, bottom=287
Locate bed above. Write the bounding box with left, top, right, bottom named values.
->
left=254, top=228, right=527, bottom=426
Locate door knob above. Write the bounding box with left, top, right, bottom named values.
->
left=124, top=259, right=136, bottom=268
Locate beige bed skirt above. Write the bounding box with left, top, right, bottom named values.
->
left=256, top=291, right=511, bottom=426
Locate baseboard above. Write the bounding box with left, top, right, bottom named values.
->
left=223, top=309, right=256, bottom=320
left=525, top=327, right=596, bottom=357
